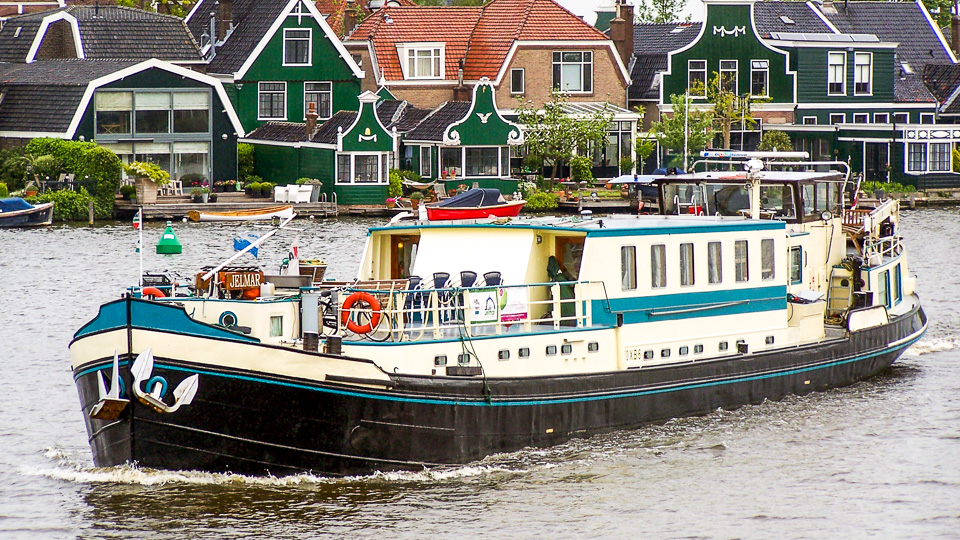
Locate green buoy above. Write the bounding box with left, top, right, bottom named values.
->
left=156, top=221, right=182, bottom=254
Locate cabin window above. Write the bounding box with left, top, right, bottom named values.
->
left=734, top=240, right=749, bottom=282
left=435, top=355, right=447, bottom=366
left=719, top=341, right=729, bottom=351
left=679, top=346, right=689, bottom=356
left=761, top=239, right=775, bottom=280
left=304, top=82, right=332, bottom=120
left=750, top=60, right=768, bottom=97
left=801, top=184, right=817, bottom=219
left=879, top=270, right=891, bottom=308
left=760, top=184, right=796, bottom=219
left=499, top=350, right=510, bottom=361
left=680, top=243, right=695, bottom=286
left=283, top=28, right=311, bottom=65
left=621, top=246, right=637, bottom=290
left=511, top=68, right=525, bottom=94
left=893, top=264, right=902, bottom=303
left=719, top=60, right=738, bottom=94
left=651, top=244, right=667, bottom=288
left=765, top=335, right=775, bottom=344
left=644, top=350, right=654, bottom=359
left=854, top=52, right=872, bottom=95
left=828, top=52, right=845, bottom=95
left=790, top=247, right=803, bottom=284
left=694, top=344, right=704, bottom=354
left=519, top=347, right=530, bottom=358
left=420, top=147, right=432, bottom=177
left=588, top=342, right=599, bottom=352
left=269, top=316, right=283, bottom=337
left=553, top=51, right=592, bottom=93
left=708, top=241, right=722, bottom=284
left=258, top=82, right=286, bottom=120
left=688, top=60, right=706, bottom=96
left=661, top=348, right=671, bottom=358
left=458, top=353, right=471, bottom=365
left=561, top=344, right=573, bottom=354
left=546, top=345, right=557, bottom=356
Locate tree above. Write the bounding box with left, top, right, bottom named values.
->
left=921, top=0, right=953, bottom=27
left=515, top=92, right=612, bottom=186
left=758, top=131, right=793, bottom=152
left=636, top=0, right=690, bottom=23
left=705, top=73, right=763, bottom=150
left=649, top=92, right=715, bottom=168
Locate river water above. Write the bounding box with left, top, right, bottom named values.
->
left=1, top=210, right=958, bottom=539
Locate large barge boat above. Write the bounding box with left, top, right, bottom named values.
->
left=70, top=154, right=926, bottom=476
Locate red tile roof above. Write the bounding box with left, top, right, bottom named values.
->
left=315, top=0, right=417, bottom=37
left=347, top=0, right=609, bottom=82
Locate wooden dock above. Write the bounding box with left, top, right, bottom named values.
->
left=115, top=192, right=338, bottom=220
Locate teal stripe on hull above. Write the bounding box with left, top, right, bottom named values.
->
left=593, top=285, right=787, bottom=325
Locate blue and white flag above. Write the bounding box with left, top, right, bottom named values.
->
left=233, top=232, right=260, bottom=258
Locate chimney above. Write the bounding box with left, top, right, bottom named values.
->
left=609, top=0, right=633, bottom=68
left=208, top=11, right=217, bottom=59
left=306, top=102, right=319, bottom=140
left=953, top=15, right=960, bottom=56
left=218, top=0, right=233, bottom=41
left=344, top=2, right=359, bottom=36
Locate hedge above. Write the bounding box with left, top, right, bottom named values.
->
left=30, top=189, right=94, bottom=221
left=25, top=138, right=122, bottom=218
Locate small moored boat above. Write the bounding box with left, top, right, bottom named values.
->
left=426, top=188, right=524, bottom=220
left=188, top=204, right=294, bottom=222
left=0, top=197, right=54, bottom=227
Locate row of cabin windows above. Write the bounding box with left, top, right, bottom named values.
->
left=637, top=336, right=774, bottom=361
left=433, top=342, right=600, bottom=366
left=621, top=239, right=776, bottom=291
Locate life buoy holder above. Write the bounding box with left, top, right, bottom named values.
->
left=340, top=292, right=382, bottom=334
left=141, top=286, right=166, bottom=299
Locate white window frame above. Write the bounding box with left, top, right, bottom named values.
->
left=553, top=50, right=593, bottom=94
left=719, top=59, right=738, bottom=95
left=258, top=81, right=286, bottom=121
left=920, top=113, right=936, bottom=124
left=750, top=59, right=769, bottom=97
left=282, top=28, right=312, bottom=66
left=511, top=68, right=525, bottom=94
left=874, top=112, right=889, bottom=123
left=854, top=52, right=872, bottom=95
left=420, top=146, right=432, bottom=178
left=398, top=42, right=444, bottom=80
left=893, top=112, right=909, bottom=123
left=930, top=142, right=951, bottom=172
left=303, top=81, right=332, bottom=120
left=802, top=116, right=818, bottom=125
left=907, top=142, right=927, bottom=172
left=852, top=113, right=869, bottom=123
left=829, top=113, right=845, bottom=124
left=688, top=60, right=707, bottom=97
left=828, top=51, right=846, bottom=96
left=335, top=152, right=389, bottom=185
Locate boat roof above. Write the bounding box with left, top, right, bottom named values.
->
left=372, top=214, right=785, bottom=236
left=658, top=170, right=846, bottom=183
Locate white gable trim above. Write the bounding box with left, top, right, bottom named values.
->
left=232, top=0, right=364, bottom=80
left=805, top=1, right=841, bottom=34
left=915, top=0, right=958, bottom=64
left=0, top=130, right=69, bottom=139
left=336, top=90, right=395, bottom=152
left=493, top=40, right=631, bottom=87
left=65, top=59, right=245, bottom=138
left=443, top=77, right=524, bottom=146
left=26, top=11, right=83, bottom=63
left=183, top=0, right=208, bottom=24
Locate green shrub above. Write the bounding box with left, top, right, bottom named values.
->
left=409, top=191, right=423, bottom=200
left=861, top=180, right=915, bottom=193
left=120, top=184, right=136, bottom=199
left=245, top=175, right=262, bottom=186
left=953, top=148, right=960, bottom=172
left=238, top=143, right=255, bottom=182
left=398, top=169, right=421, bottom=182
left=758, top=130, right=793, bottom=152
left=34, top=188, right=93, bottom=221
left=295, top=177, right=322, bottom=185
left=523, top=192, right=559, bottom=211
left=0, top=182, right=7, bottom=198
left=388, top=169, right=403, bottom=198
left=570, top=156, right=593, bottom=182
left=24, top=138, right=121, bottom=218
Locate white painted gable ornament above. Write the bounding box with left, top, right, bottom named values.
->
left=713, top=26, right=746, bottom=37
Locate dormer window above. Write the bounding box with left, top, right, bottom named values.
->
left=553, top=51, right=593, bottom=93
left=398, top=43, right=444, bottom=79
left=283, top=28, right=311, bottom=66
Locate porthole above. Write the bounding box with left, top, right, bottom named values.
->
left=561, top=344, right=573, bottom=354
left=661, top=348, right=671, bottom=358
left=588, top=342, right=599, bottom=352
left=219, top=311, right=238, bottom=327
left=458, top=353, right=471, bottom=365
left=719, top=341, right=729, bottom=351
left=765, top=335, right=775, bottom=345
left=546, top=345, right=557, bottom=356
left=519, top=347, right=530, bottom=358
left=679, top=346, right=689, bottom=356
left=643, top=350, right=654, bottom=359
left=498, top=349, right=510, bottom=361
left=434, top=355, right=447, bottom=366
left=694, top=344, right=704, bottom=354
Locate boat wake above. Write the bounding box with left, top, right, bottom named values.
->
left=907, top=337, right=958, bottom=356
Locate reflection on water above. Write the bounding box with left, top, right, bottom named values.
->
left=2, top=211, right=960, bottom=539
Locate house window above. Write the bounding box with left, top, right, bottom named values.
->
left=828, top=52, right=845, bottom=95
left=893, top=112, right=909, bottom=123
left=830, top=113, right=845, bottom=125
left=708, top=241, right=722, bottom=284
left=651, top=244, right=666, bottom=288
left=420, top=146, right=432, bottom=177
left=751, top=60, right=768, bottom=97
left=552, top=51, right=592, bottom=93
left=336, top=153, right=387, bottom=184
left=734, top=240, right=749, bottom=282
left=440, top=147, right=461, bottom=177
left=874, top=112, right=889, bottom=123
left=720, top=60, right=738, bottom=94
left=511, top=68, right=524, bottom=94
left=688, top=60, right=706, bottom=96
left=258, top=82, right=286, bottom=120
left=465, top=147, right=501, bottom=176
left=304, top=82, right=332, bottom=120
left=95, top=91, right=132, bottom=135
left=621, top=246, right=637, bottom=290
left=920, top=113, right=935, bottom=124
left=680, top=242, right=694, bottom=286
left=854, top=52, right=871, bottom=95
left=789, top=246, right=802, bottom=284
left=930, top=142, right=951, bottom=171
left=404, top=45, right=443, bottom=79
left=135, top=92, right=171, bottom=134
left=761, top=238, right=775, bottom=280
left=908, top=143, right=927, bottom=172
left=173, top=92, right=210, bottom=133
left=174, top=142, right=210, bottom=180
left=283, top=28, right=311, bottom=66
left=802, top=116, right=817, bottom=125
left=852, top=113, right=868, bottom=123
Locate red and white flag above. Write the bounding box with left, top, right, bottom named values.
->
left=132, top=209, right=142, bottom=230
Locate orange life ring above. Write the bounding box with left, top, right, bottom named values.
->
left=141, top=286, right=166, bottom=299
left=340, top=291, right=381, bottom=334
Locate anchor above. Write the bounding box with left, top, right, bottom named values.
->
left=89, top=350, right=130, bottom=421
left=130, top=348, right=200, bottom=414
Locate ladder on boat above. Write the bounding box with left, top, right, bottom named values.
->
left=825, top=266, right=853, bottom=321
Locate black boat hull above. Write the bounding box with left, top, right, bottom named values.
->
left=73, top=305, right=926, bottom=477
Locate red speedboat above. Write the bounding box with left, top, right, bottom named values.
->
left=425, top=188, right=525, bottom=220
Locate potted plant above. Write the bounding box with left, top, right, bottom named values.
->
left=191, top=187, right=204, bottom=203
left=125, top=161, right=170, bottom=205
left=260, top=182, right=274, bottom=198
left=120, top=184, right=136, bottom=201
left=24, top=181, right=39, bottom=197
left=224, top=179, right=237, bottom=192
left=296, top=177, right=323, bottom=202
left=244, top=175, right=262, bottom=196
left=209, top=191, right=218, bottom=203
left=213, top=180, right=225, bottom=193
left=410, top=191, right=424, bottom=209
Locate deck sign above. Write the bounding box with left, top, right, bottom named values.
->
left=470, top=289, right=499, bottom=323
